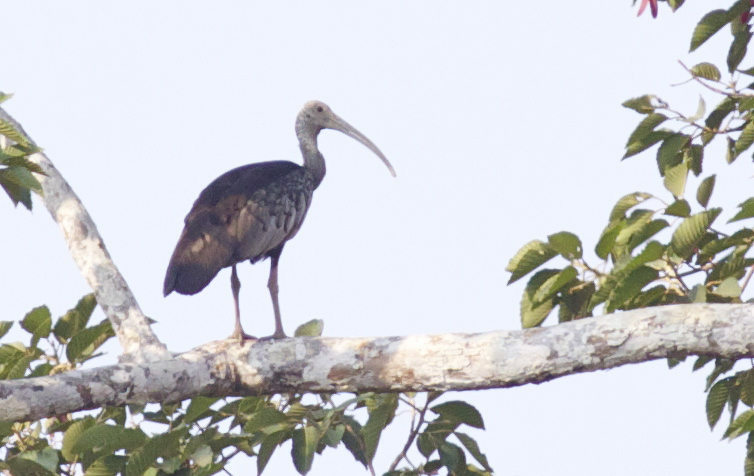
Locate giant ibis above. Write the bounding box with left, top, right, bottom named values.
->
left=163, top=101, right=395, bottom=339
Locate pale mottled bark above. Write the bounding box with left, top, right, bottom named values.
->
left=0, top=106, right=168, bottom=362
left=1, top=303, right=752, bottom=422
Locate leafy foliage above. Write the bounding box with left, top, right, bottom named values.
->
left=510, top=1, right=754, bottom=473
left=0, top=95, right=44, bottom=210
left=0, top=301, right=491, bottom=475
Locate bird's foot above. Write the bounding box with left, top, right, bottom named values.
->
left=257, top=330, right=288, bottom=341
left=229, top=329, right=257, bottom=343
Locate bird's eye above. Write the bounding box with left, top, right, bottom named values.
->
left=317, top=106, right=324, bottom=113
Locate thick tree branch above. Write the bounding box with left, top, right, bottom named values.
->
left=1, top=303, right=752, bottom=422
left=0, top=106, right=168, bottom=362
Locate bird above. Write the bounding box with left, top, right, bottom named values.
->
left=163, top=100, right=395, bottom=340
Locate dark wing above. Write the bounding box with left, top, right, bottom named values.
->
left=163, top=161, right=302, bottom=296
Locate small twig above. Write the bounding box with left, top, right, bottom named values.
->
left=388, top=393, right=431, bottom=472
left=677, top=268, right=705, bottom=278
left=218, top=448, right=241, bottom=471
left=741, top=264, right=754, bottom=295
left=678, top=60, right=742, bottom=97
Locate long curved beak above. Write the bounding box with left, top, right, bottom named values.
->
left=326, top=115, right=397, bottom=177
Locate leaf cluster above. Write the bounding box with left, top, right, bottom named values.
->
left=510, top=1, right=754, bottom=473
left=0, top=94, right=44, bottom=210
left=0, top=310, right=492, bottom=475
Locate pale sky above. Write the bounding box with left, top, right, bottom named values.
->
left=2, top=1, right=752, bottom=475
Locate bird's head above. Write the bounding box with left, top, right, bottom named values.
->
left=296, top=100, right=396, bottom=177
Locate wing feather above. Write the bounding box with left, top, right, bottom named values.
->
left=163, top=161, right=312, bottom=296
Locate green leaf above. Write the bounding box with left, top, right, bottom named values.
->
left=0, top=155, right=44, bottom=174
left=740, top=96, right=754, bottom=111
left=704, top=97, right=737, bottom=144
left=66, top=320, right=115, bottom=363
left=609, top=192, right=652, bottom=222
left=520, top=270, right=557, bottom=328
left=257, top=431, right=287, bottom=475
left=62, top=417, right=96, bottom=461
left=629, top=218, right=667, bottom=253
left=547, top=232, right=582, bottom=260
left=662, top=162, right=688, bottom=198
left=596, top=222, right=623, bottom=260
left=455, top=432, right=493, bottom=472
left=696, top=175, right=716, bottom=208
left=294, top=319, right=324, bottom=337
left=624, top=130, right=674, bottom=159
left=5, top=355, right=32, bottom=379
left=606, top=266, right=658, bottom=312
left=124, top=431, right=182, bottom=476
left=685, top=144, right=703, bottom=176
left=734, top=120, right=754, bottom=159
left=438, top=441, right=466, bottom=472
left=431, top=401, right=485, bottom=429
left=622, top=95, right=656, bottom=114
left=616, top=241, right=665, bottom=275
left=361, top=394, right=398, bottom=463
left=625, top=113, right=667, bottom=149
left=323, top=424, right=345, bottom=448
left=693, top=355, right=714, bottom=371
left=715, top=276, right=742, bottom=298
left=0, top=320, right=13, bottom=339
left=2, top=180, right=32, bottom=209
left=21, top=305, right=52, bottom=340
left=730, top=198, right=754, bottom=222
left=341, top=417, right=367, bottom=467
left=532, top=266, right=578, bottom=304
left=615, top=210, right=654, bottom=248
left=670, top=208, right=722, bottom=257
left=5, top=457, right=55, bottom=476
left=559, top=281, right=595, bottom=321
left=724, top=409, right=754, bottom=439
left=18, top=447, right=59, bottom=474
left=244, top=407, right=289, bottom=435
left=0, top=165, right=42, bottom=192
left=690, top=10, right=730, bottom=52
left=0, top=118, right=31, bottom=147
left=191, top=445, right=214, bottom=468
left=707, top=379, right=731, bottom=429
left=506, top=240, right=557, bottom=284
left=728, top=30, right=752, bottom=73
left=184, top=396, right=219, bottom=424
left=291, top=426, right=319, bottom=475
left=742, top=371, right=754, bottom=407
left=690, top=62, right=721, bottom=81
left=690, top=284, right=707, bottom=303
left=665, top=199, right=690, bottom=217
left=54, top=294, right=97, bottom=342
left=82, top=455, right=125, bottom=476
left=656, top=134, right=688, bottom=175
left=71, top=424, right=146, bottom=455
left=0, top=342, right=26, bottom=364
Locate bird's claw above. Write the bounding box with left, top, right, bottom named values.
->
left=257, top=331, right=288, bottom=341
left=229, top=330, right=257, bottom=342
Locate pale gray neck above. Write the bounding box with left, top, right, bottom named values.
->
left=296, top=120, right=326, bottom=187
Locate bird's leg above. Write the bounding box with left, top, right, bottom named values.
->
left=229, top=264, right=254, bottom=341
left=266, top=249, right=287, bottom=339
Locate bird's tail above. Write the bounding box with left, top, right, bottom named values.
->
left=163, top=217, right=234, bottom=296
